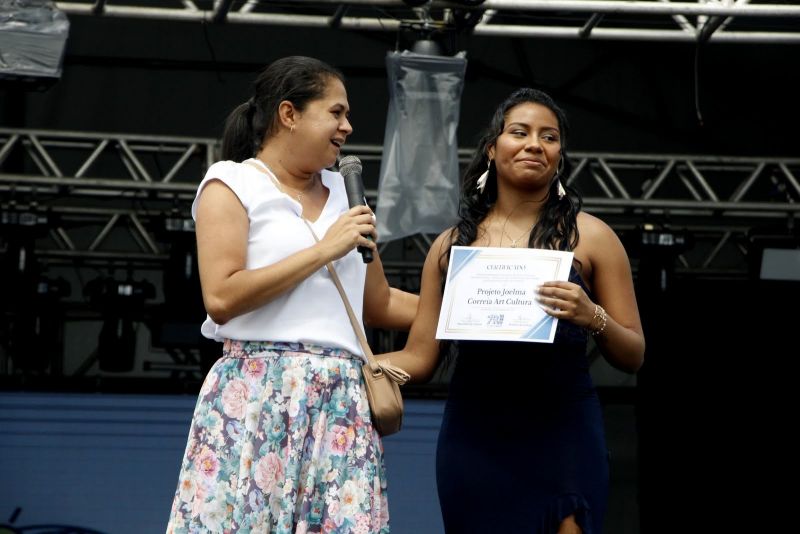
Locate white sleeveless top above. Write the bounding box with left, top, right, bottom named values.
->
left=191, top=159, right=367, bottom=356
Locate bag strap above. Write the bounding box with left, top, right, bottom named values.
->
left=301, top=219, right=410, bottom=385
left=243, top=158, right=408, bottom=384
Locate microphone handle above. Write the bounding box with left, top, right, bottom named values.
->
left=357, top=195, right=374, bottom=264
left=342, top=171, right=374, bottom=264
left=358, top=242, right=373, bottom=264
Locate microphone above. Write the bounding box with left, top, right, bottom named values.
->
left=339, top=155, right=374, bottom=264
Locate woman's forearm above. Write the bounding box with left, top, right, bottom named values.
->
left=592, top=316, right=645, bottom=373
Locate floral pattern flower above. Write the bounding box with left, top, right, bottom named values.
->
left=166, top=341, right=390, bottom=533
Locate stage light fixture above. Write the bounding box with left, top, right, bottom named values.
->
left=746, top=229, right=800, bottom=283
left=759, top=248, right=800, bottom=282
left=630, top=223, right=693, bottom=259
left=147, top=215, right=219, bottom=377
left=411, top=38, right=443, bottom=55
left=0, top=0, right=70, bottom=90
left=0, top=207, right=69, bottom=374
left=85, top=276, right=155, bottom=373
left=626, top=223, right=693, bottom=293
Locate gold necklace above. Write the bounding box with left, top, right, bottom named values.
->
left=284, top=183, right=314, bottom=204
left=255, top=158, right=317, bottom=203
left=496, top=201, right=536, bottom=248
left=502, top=226, right=531, bottom=248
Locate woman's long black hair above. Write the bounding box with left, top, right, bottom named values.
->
left=447, top=88, right=582, bottom=258
left=220, top=56, right=345, bottom=162
left=437, top=88, right=583, bottom=366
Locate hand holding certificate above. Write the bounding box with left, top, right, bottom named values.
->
left=435, top=246, right=574, bottom=343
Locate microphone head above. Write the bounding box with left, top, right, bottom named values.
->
left=338, top=155, right=362, bottom=177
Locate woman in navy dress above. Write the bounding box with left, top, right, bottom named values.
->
left=379, top=88, right=645, bottom=533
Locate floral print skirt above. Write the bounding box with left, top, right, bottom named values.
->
left=166, top=340, right=390, bottom=534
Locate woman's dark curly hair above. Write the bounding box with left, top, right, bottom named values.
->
left=444, top=87, right=582, bottom=261
left=437, top=88, right=583, bottom=365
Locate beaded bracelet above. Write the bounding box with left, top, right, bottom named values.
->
left=589, top=304, right=607, bottom=336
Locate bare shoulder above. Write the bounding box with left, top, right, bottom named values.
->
left=577, top=211, right=615, bottom=238
left=577, top=211, right=626, bottom=250
left=431, top=227, right=457, bottom=249
left=574, top=211, right=631, bottom=276
left=429, top=227, right=457, bottom=271
left=198, top=178, right=241, bottom=208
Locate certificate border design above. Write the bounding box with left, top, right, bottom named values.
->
left=436, top=246, right=574, bottom=343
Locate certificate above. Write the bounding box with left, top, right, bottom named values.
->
left=435, top=246, right=574, bottom=343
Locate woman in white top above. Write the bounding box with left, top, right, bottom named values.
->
left=166, top=56, right=418, bottom=534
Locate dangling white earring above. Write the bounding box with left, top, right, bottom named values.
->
left=476, top=160, right=491, bottom=194
left=557, top=179, right=566, bottom=200
left=555, top=156, right=566, bottom=200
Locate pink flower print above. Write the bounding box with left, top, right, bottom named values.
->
left=254, top=452, right=283, bottom=494
left=243, top=358, right=266, bottom=380
left=200, top=371, right=218, bottom=397
left=354, top=512, right=371, bottom=534
left=221, top=378, right=249, bottom=419
left=328, top=424, right=355, bottom=455
left=240, top=442, right=254, bottom=475
left=338, top=480, right=365, bottom=517
left=313, top=412, right=328, bottom=442
left=370, top=486, right=380, bottom=527
left=199, top=497, right=226, bottom=532
left=346, top=366, right=360, bottom=380
left=178, top=474, right=195, bottom=502
left=281, top=365, right=306, bottom=397
left=306, top=386, right=320, bottom=407
left=196, top=447, right=220, bottom=478
left=190, top=483, right=208, bottom=518
left=185, top=435, right=198, bottom=459
left=328, top=500, right=341, bottom=519
left=379, top=491, right=390, bottom=525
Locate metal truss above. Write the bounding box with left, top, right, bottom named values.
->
left=0, top=128, right=217, bottom=266
left=1, top=127, right=798, bottom=279
left=54, top=0, right=800, bottom=44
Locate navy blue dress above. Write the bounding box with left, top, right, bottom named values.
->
left=436, top=268, right=609, bottom=533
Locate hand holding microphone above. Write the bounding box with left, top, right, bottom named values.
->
left=339, top=155, right=374, bottom=264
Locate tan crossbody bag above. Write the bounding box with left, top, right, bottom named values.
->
left=245, top=158, right=409, bottom=436
left=301, top=219, right=410, bottom=437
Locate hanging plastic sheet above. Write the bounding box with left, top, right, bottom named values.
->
left=376, top=50, right=467, bottom=242
left=0, top=0, right=70, bottom=80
